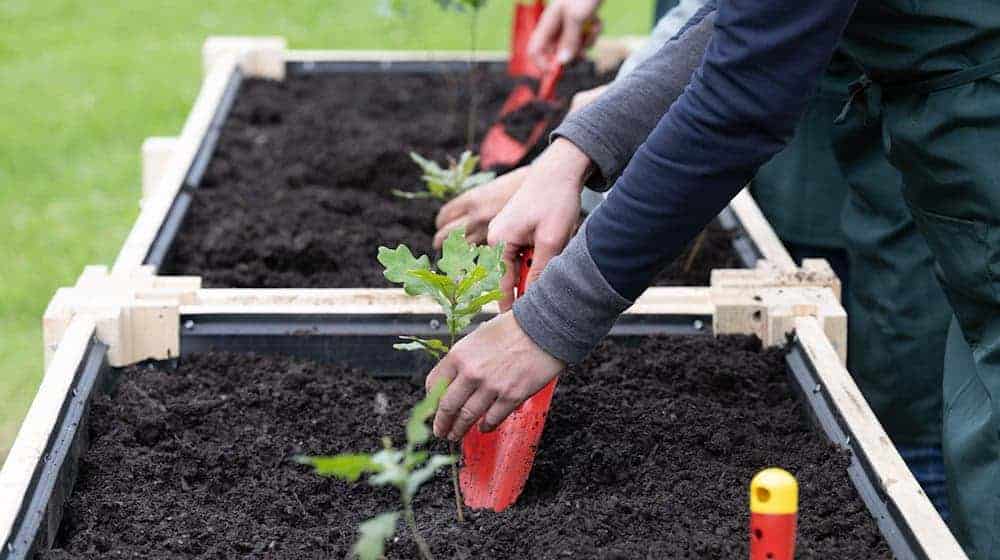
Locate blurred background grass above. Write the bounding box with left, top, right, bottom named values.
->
left=0, top=1, right=653, bottom=459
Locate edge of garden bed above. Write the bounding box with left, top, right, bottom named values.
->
left=1, top=273, right=962, bottom=559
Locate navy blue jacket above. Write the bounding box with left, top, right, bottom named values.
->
left=588, top=0, right=858, bottom=299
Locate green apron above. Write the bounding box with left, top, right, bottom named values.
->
left=841, top=1, right=1000, bottom=556
left=755, top=49, right=950, bottom=513
left=831, top=71, right=951, bottom=449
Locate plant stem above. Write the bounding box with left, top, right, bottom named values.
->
left=403, top=499, right=435, bottom=560
left=682, top=230, right=708, bottom=273
left=466, top=9, right=480, bottom=149
left=447, top=328, right=465, bottom=523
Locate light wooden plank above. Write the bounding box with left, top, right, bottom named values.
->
left=140, top=137, right=178, bottom=207
left=0, top=316, right=96, bottom=546
left=713, top=286, right=847, bottom=362
left=186, top=287, right=714, bottom=317
left=795, top=317, right=965, bottom=559
left=203, top=36, right=287, bottom=79
left=286, top=49, right=508, bottom=63
left=730, top=188, right=797, bottom=271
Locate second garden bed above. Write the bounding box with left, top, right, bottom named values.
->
left=156, top=61, right=739, bottom=288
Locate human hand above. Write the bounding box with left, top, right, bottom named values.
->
left=569, top=84, right=609, bottom=114
left=434, top=167, right=529, bottom=249
left=527, top=0, right=603, bottom=70
left=487, top=138, right=592, bottom=310
left=427, top=312, right=564, bottom=441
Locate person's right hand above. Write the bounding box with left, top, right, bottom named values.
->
left=487, top=138, right=594, bottom=310
left=434, top=166, right=530, bottom=249
left=527, top=0, right=603, bottom=70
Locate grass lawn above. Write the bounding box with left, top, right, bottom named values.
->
left=0, top=1, right=652, bottom=460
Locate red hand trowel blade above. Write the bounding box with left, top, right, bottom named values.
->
left=460, top=249, right=559, bottom=512
left=479, top=63, right=564, bottom=170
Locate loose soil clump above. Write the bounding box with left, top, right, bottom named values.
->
left=44, top=336, right=890, bottom=559
left=161, top=66, right=739, bottom=288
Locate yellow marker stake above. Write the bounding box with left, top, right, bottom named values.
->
left=749, top=468, right=798, bottom=560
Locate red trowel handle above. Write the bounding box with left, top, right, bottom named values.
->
left=537, top=63, right=564, bottom=102
left=517, top=248, right=534, bottom=296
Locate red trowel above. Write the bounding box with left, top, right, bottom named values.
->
left=460, top=249, right=560, bottom=511
left=480, top=0, right=565, bottom=170
left=479, top=64, right=564, bottom=170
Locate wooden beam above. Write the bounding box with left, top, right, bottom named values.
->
left=203, top=36, right=287, bottom=80
left=0, top=315, right=96, bottom=547
left=711, top=259, right=842, bottom=302
left=285, top=49, right=507, bottom=64
left=43, top=267, right=200, bottom=367
left=729, top=189, right=797, bottom=271
left=185, top=286, right=715, bottom=318
left=712, top=286, right=847, bottom=363
left=140, top=137, right=178, bottom=207
left=794, top=317, right=965, bottom=559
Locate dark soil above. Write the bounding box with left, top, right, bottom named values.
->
left=500, top=99, right=560, bottom=143
left=44, top=336, right=890, bottom=559
left=160, top=65, right=740, bottom=289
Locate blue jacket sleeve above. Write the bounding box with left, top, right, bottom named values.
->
left=586, top=0, right=858, bottom=300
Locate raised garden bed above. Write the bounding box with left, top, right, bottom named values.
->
left=154, top=64, right=736, bottom=288
left=44, top=337, right=882, bottom=558
left=2, top=275, right=962, bottom=559
left=116, top=39, right=804, bottom=296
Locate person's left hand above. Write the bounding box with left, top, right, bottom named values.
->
left=426, top=312, right=564, bottom=441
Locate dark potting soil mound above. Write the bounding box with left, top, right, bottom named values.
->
left=44, top=337, right=890, bottom=559
left=160, top=65, right=740, bottom=289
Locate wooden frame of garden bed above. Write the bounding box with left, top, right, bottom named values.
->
left=118, top=37, right=840, bottom=307
left=0, top=264, right=962, bottom=559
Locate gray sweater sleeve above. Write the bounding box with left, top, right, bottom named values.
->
left=617, top=0, right=708, bottom=78
left=512, top=219, right=632, bottom=364
left=556, top=8, right=717, bottom=190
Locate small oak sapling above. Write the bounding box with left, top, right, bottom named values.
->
left=433, top=0, right=489, bottom=146
left=393, top=150, right=495, bottom=201
left=297, top=381, right=453, bottom=560
left=297, top=229, right=504, bottom=560
left=379, top=227, right=506, bottom=523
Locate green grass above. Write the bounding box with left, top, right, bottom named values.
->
left=0, top=1, right=652, bottom=459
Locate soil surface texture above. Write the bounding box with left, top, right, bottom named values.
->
left=160, top=66, right=740, bottom=288
left=44, top=336, right=890, bottom=559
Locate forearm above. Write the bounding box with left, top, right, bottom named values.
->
left=517, top=0, right=859, bottom=363
left=555, top=3, right=717, bottom=189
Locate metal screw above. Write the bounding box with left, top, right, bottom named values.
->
left=812, top=384, right=822, bottom=394
left=693, top=319, right=705, bottom=331
left=429, top=319, right=441, bottom=330
left=184, top=320, right=195, bottom=330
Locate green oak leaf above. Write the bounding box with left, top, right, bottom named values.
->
left=377, top=245, right=432, bottom=295
left=352, top=511, right=400, bottom=560
left=406, top=379, right=449, bottom=449
left=295, top=453, right=378, bottom=482
left=438, top=227, right=478, bottom=281
left=393, top=336, right=450, bottom=360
